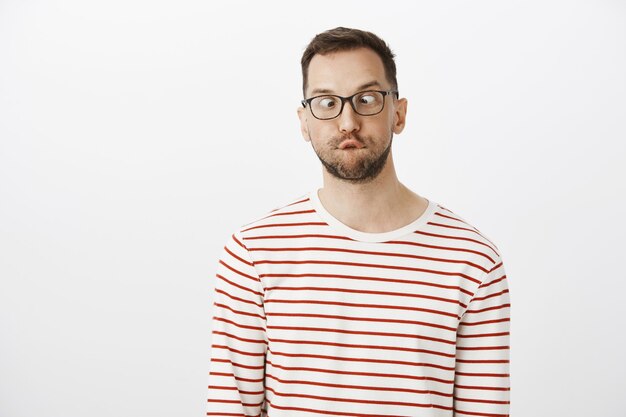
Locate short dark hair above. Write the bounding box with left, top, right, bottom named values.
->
left=300, top=27, right=398, bottom=98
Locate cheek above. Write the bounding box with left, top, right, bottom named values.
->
left=363, top=119, right=392, bottom=136
left=308, top=123, right=332, bottom=140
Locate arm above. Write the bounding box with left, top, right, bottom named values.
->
left=454, top=256, right=511, bottom=416
left=207, top=231, right=267, bottom=417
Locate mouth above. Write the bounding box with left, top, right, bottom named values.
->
left=338, top=139, right=364, bottom=150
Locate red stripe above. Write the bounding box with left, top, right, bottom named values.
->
left=214, top=302, right=265, bottom=320
left=433, top=210, right=471, bottom=225
left=216, top=274, right=262, bottom=297
left=266, top=324, right=456, bottom=345
left=264, top=385, right=452, bottom=410
left=480, top=274, right=507, bottom=289
left=212, top=331, right=265, bottom=347
left=264, top=298, right=461, bottom=319
left=242, top=221, right=328, bottom=233
left=455, top=371, right=510, bottom=377
left=266, top=312, right=457, bottom=332
left=268, top=348, right=455, bottom=371
left=264, top=397, right=452, bottom=416
left=456, top=359, right=509, bottom=364
left=427, top=221, right=482, bottom=235
left=208, top=385, right=264, bottom=395
left=209, top=372, right=263, bottom=384
left=452, top=408, right=509, bottom=417
left=457, top=331, right=510, bottom=339
left=242, top=198, right=310, bottom=226
left=432, top=209, right=499, bottom=253
left=211, top=358, right=264, bottom=370
left=269, top=209, right=317, bottom=217
left=454, top=384, right=510, bottom=392
left=231, top=233, right=247, bottom=250
left=267, top=337, right=456, bottom=358
left=433, top=211, right=500, bottom=251
left=456, top=345, right=509, bottom=351
left=413, top=230, right=498, bottom=257
left=213, top=315, right=266, bottom=332
left=265, top=372, right=453, bottom=397
left=245, top=233, right=353, bottom=242
left=224, top=246, right=253, bottom=267
left=257, top=259, right=482, bottom=285
left=268, top=359, right=454, bottom=383
left=245, top=233, right=497, bottom=263
left=249, top=245, right=490, bottom=273
left=211, top=344, right=266, bottom=357
left=214, top=288, right=262, bottom=308
left=218, top=260, right=258, bottom=283
left=464, top=303, right=511, bottom=315
left=260, top=272, right=474, bottom=296
left=459, top=318, right=510, bottom=327
left=265, top=285, right=467, bottom=307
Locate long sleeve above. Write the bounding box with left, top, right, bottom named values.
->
left=454, top=256, right=511, bottom=416
left=207, top=231, right=268, bottom=417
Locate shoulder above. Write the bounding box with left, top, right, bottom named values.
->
left=232, top=191, right=313, bottom=241
left=428, top=200, right=503, bottom=267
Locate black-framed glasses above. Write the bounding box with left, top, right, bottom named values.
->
left=301, top=89, right=399, bottom=120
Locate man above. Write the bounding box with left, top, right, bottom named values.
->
left=207, top=27, right=511, bottom=417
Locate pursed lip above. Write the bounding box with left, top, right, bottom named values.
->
left=338, top=139, right=364, bottom=149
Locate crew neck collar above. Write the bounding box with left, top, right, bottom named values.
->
left=308, top=187, right=438, bottom=243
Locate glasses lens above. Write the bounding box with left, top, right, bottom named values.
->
left=353, top=91, right=385, bottom=115
left=310, top=96, right=341, bottom=119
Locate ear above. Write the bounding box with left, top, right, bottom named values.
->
left=297, top=106, right=311, bottom=142
left=392, top=97, right=408, bottom=134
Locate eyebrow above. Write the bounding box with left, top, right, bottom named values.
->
left=310, top=80, right=382, bottom=96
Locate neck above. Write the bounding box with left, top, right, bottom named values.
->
left=317, top=152, right=428, bottom=233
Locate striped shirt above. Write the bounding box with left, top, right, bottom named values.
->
left=207, top=188, right=511, bottom=417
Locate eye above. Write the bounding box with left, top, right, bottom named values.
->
left=318, top=97, right=337, bottom=108
left=358, top=94, right=377, bottom=105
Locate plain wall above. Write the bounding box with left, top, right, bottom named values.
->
left=1, top=1, right=625, bottom=416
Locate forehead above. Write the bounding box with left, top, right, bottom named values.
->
left=306, top=47, right=387, bottom=96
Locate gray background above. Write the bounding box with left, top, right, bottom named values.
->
left=1, top=0, right=625, bottom=416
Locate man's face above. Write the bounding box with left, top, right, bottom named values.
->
left=297, top=47, right=407, bottom=184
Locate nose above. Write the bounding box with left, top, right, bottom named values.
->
left=337, top=100, right=360, bottom=134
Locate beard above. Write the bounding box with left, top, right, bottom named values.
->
left=310, top=131, right=393, bottom=184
